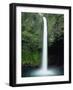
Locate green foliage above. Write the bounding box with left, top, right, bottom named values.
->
left=22, top=50, right=41, bottom=66
left=21, top=13, right=64, bottom=66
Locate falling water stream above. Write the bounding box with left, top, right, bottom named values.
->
left=42, top=17, right=48, bottom=71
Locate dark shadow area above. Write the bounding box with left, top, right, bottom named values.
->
left=48, top=36, right=64, bottom=67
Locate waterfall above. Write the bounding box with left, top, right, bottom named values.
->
left=30, top=16, right=55, bottom=76
left=41, top=16, right=48, bottom=71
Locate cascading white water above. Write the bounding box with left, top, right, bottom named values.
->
left=42, top=16, right=48, bottom=71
